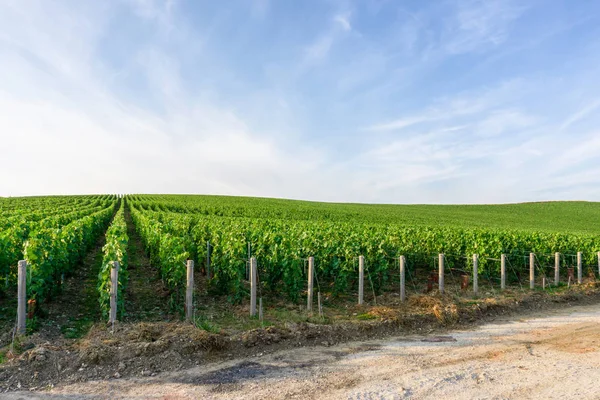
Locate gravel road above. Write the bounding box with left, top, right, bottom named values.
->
left=6, top=303, right=600, bottom=399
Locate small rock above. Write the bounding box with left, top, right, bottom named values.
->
left=141, top=370, right=152, bottom=377
left=114, top=372, right=121, bottom=379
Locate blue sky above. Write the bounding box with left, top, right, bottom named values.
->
left=1, top=0, right=599, bottom=203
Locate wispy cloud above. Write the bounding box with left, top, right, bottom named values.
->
left=560, top=98, right=600, bottom=130
left=334, top=13, right=352, bottom=31
left=443, top=0, right=527, bottom=54
left=302, top=10, right=353, bottom=65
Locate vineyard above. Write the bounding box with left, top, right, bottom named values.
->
left=1, top=195, right=600, bottom=338
left=127, top=195, right=600, bottom=308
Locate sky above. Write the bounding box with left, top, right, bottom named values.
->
left=0, top=0, right=599, bottom=204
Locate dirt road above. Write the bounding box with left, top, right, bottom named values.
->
left=6, top=303, right=600, bottom=399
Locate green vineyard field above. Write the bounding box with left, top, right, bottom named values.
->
left=1, top=194, right=600, bottom=318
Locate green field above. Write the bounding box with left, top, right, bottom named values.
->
left=135, top=195, right=600, bottom=235
left=1, top=195, right=600, bottom=322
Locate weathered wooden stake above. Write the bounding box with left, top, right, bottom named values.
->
left=186, top=259, right=194, bottom=322
left=577, top=252, right=582, bottom=284
left=597, top=251, right=600, bottom=278
left=109, top=261, right=120, bottom=324
left=500, top=254, right=506, bottom=290
left=542, top=277, right=547, bottom=289
left=307, top=256, right=314, bottom=312
left=250, top=257, right=257, bottom=316
left=472, top=254, right=479, bottom=295
left=358, top=256, right=364, bottom=305
left=318, top=292, right=323, bottom=318
left=206, top=241, right=211, bottom=279
left=554, top=252, right=560, bottom=286
left=17, top=260, right=27, bottom=335
left=529, top=253, right=535, bottom=289
left=259, top=298, right=263, bottom=322
left=399, top=255, right=406, bottom=302
left=438, top=254, right=444, bottom=294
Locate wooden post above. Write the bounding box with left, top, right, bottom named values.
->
left=259, top=298, right=263, bottom=322
left=358, top=256, right=364, bottom=305
left=472, top=254, right=479, bottom=295
left=500, top=254, right=506, bottom=290
left=597, top=251, right=600, bottom=278
left=307, top=257, right=314, bottom=312
left=577, top=252, right=582, bottom=284
left=554, top=252, right=560, bottom=286
left=250, top=257, right=257, bottom=316
left=17, top=260, right=27, bottom=335
left=399, top=256, right=406, bottom=302
left=186, top=259, right=194, bottom=322
left=109, top=261, right=119, bottom=324
left=206, top=241, right=211, bottom=280
left=529, top=253, right=535, bottom=289
left=438, top=254, right=444, bottom=294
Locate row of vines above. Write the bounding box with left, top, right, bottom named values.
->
left=128, top=196, right=600, bottom=308
left=0, top=196, right=118, bottom=301
left=98, top=201, right=129, bottom=319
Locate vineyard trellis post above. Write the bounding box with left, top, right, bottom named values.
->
left=500, top=254, right=506, bottom=290
left=358, top=255, right=364, bottom=305
left=577, top=252, right=582, bottom=284
left=109, top=261, right=119, bottom=325
left=554, top=252, right=560, bottom=286
left=472, top=254, right=479, bottom=295
left=250, top=257, right=257, bottom=316
left=399, top=255, right=406, bottom=302
left=438, top=254, right=444, bottom=294
left=17, top=260, right=27, bottom=335
left=186, top=259, right=194, bottom=322
left=597, top=251, right=600, bottom=277
left=307, top=256, right=314, bottom=312
left=529, top=253, right=535, bottom=289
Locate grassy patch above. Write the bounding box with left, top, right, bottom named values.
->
left=193, top=315, right=221, bottom=333
left=356, top=313, right=378, bottom=320
left=61, top=317, right=95, bottom=339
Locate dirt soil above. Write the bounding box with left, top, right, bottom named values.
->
left=122, top=206, right=172, bottom=322
left=2, top=283, right=600, bottom=398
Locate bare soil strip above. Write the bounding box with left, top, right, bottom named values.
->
left=122, top=204, right=171, bottom=322
left=41, top=234, right=106, bottom=340
left=8, top=300, right=600, bottom=399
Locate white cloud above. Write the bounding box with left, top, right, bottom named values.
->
left=334, top=13, right=352, bottom=32
left=302, top=11, right=353, bottom=65
left=560, top=99, right=600, bottom=130
left=474, top=109, right=537, bottom=138
left=443, top=0, right=527, bottom=54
